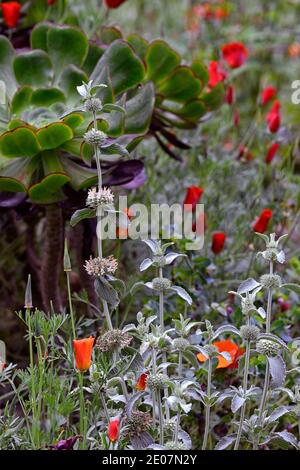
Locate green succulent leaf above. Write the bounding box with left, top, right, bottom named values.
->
left=145, top=40, right=180, bottom=84
left=59, top=65, right=88, bottom=103
left=158, top=66, right=202, bottom=102
left=28, top=173, right=70, bottom=204
left=11, top=86, right=33, bottom=115
left=31, top=88, right=66, bottom=107
left=0, top=35, right=17, bottom=99
left=13, top=50, right=53, bottom=87
left=47, top=25, right=89, bottom=71
left=0, top=127, right=41, bottom=158
left=36, top=123, right=73, bottom=150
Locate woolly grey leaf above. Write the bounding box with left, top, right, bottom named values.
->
left=164, top=252, right=186, bottom=265
left=142, top=239, right=159, bottom=253
left=281, top=283, right=300, bottom=296
left=258, top=333, right=288, bottom=350
left=147, top=444, right=165, bottom=450
left=140, top=258, right=154, bottom=272
left=125, top=391, right=147, bottom=418
left=267, top=405, right=290, bottom=424
left=170, top=285, right=192, bottom=305
left=274, top=431, right=298, bottom=448
left=237, top=278, right=261, bottom=294
left=231, top=394, right=246, bottom=413
left=94, top=278, right=119, bottom=308
left=276, top=250, right=285, bottom=264
left=215, top=434, right=237, bottom=450
left=212, top=324, right=241, bottom=340
left=257, top=307, right=266, bottom=319
left=267, top=356, right=286, bottom=389
left=178, top=430, right=192, bottom=450
left=131, top=432, right=154, bottom=450
left=254, top=232, right=269, bottom=243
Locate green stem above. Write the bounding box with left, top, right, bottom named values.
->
left=202, top=357, right=212, bottom=450
left=78, top=372, right=86, bottom=449
left=26, top=309, right=37, bottom=444
left=66, top=272, right=76, bottom=339
left=36, top=338, right=45, bottom=449
left=234, top=340, right=251, bottom=450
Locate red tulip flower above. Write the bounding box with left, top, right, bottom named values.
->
left=48, top=0, right=56, bottom=5
left=225, top=85, right=234, bottom=105
left=221, top=42, right=249, bottom=69
left=265, top=142, right=280, bottom=164
left=183, top=186, right=204, bottom=211
left=108, top=419, right=120, bottom=442
left=0, top=1, right=21, bottom=28
left=211, top=232, right=226, bottom=254
left=105, top=0, right=127, bottom=8
left=266, top=100, right=281, bottom=133
left=73, top=337, right=94, bottom=372
left=136, top=372, right=148, bottom=391
left=208, top=61, right=227, bottom=88
left=253, top=208, right=273, bottom=233
left=261, top=86, right=277, bottom=106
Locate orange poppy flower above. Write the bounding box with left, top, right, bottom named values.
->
left=197, top=339, right=244, bottom=369
left=108, top=419, right=120, bottom=442
left=136, top=372, right=148, bottom=391
left=73, top=337, right=94, bottom=372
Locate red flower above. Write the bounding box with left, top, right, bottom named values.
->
left=253, top=208, right=273, bottom=233
left=0, top=2, right=21, bottom=28
left=108, top=419, right=120, bottom=442
left=136, top=372, right=148, bottom=391
left=211, top=232, right=226, bottom=254
left=277, top=298, right=290, bottom=312
left=104, top=0, right=127, bottom=8
left=225, top=85, right=234, bottom=105
left=208, top=61, right=227, bottom=88
left=221, top=42, right=249, bottom=69
left=261, top=86, right=277, bottom=106
left=183, top=186, right=204, bottom=211
left=238, top=146, right=253, bottom=162
left=48, top=0, right=56, bottom=5
left=266, top=100, right=281, bottom=133
left=265, top=142, right=280, bottom=164
left=197, top=339, right=244, bottom=369
left=73, top=337, right=94, bottom=372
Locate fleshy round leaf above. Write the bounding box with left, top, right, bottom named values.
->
left=36, top=123, right=73, bottom=150
left=158, top=66, right=202, bottom=102
left=28, top=173, right=70, bottom=204
left=47, top=25, right=89, bottom=71
left=145, top=40, right=180, bottom=83
left=13, top=50, right=53, bottom=87
left=31, top=88, right=66, bottom=107
left=11, top=86, right=33, bottom=115
left=0, top=35, right=17, bottom=99
left=0, top=127, right=41, bottom=158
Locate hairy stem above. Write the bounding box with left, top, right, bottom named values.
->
left=202, top=357, right=212, bottom=450
left=234, top=339, right=251, bottom=450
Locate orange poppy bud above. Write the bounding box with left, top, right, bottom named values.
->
left=1, top=1, right=21, bottom=28
left=197, top=339, right=243, bottom=369
left=73, top=337, right=94, bottom=372
left=253, top=208, right=272, bottom=233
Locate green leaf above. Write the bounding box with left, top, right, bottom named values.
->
left=173, top=99, right=206, bottom=121
left=127, top=34, right=148, bottom=61
left=70, top=207, right=96, bottom=227
left=47, top=25, right=89, bottom=71
left=11, top=86, right=33, bottom=115
left=100, top=26, right=123, bottom=44
left=0, top=127, right=41, bottom=158
left=191, top=60, right=209, bottom=87
left=82, top=43, right=104, bottom=75
left=61, top=158, right=97, bottom=189
left=102, top=103, right=125, bottom=114
left=13, top=50, right=53, bottom=87
left=145, top=40, right=180, bottom=83
left=28, top=173, right=70, bottom=204
left=90, top=40, right=145, bottom=97
left=62, top=113, right=85, bottom=130
left=281, top=283, right=300, bottom=295
left=158, top=66, right=202, bottom=102
left=0, top=156, right=37, bottom=191
left=58, top=65, right=88, bottom=103
left=0, top=35, right=17, bottom=99
left=201, top=82, right=225, bottom=110
left=30, top=22, right=52, bottom=51
left=36, top=123, right=73, bottom=150
left=31, top=88, right=66, bottom=107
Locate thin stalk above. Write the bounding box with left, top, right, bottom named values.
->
left=174, top=410, right=181, bottom=445
left=202, top=357, right=212, bottom=450
left=66, top=272, right=76, bottom=339
left=26, top=309, right=37, bottom=444
left=234, top=339, right=251, bottom=450
left=158, top=267, right=164, bottom=332
left=100, top=391, right=110, bottom=421
left=36, top=338, right=45, bottom=448
left=78, top=372, right=86, bottom=449
left=158, top=390, right=164, bottom=446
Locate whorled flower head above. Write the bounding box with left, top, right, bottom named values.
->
left=240, top=325, right=260, bottom=342
left=152, top=255, right=167, bottom=267
left=96, top=329, right=132, bottom=353
left=259, top=274, right=282, bottom=289
left=152, top=277, right=172, bottom=292
left=85, top=97, right=103, bottom=113
left=147, top=373, right=168, bottom=391
left=172, top=337, right=190, bottom=352
left=86, top=187, right=114, bottom=209
left=165, top=441, right=187, bottom=450
left=84, top=255, right=118, bottom=277
left=84, top=128, right=107, bottom=146
left=125, top=411, right=152, bottom=437
left=256, top=339, right=281, bottom=357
